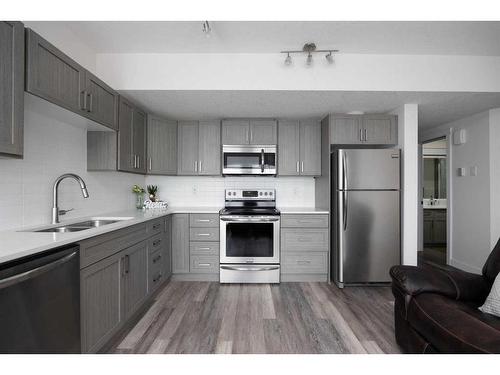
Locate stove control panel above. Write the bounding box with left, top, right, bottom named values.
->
left=225, top=189, right=275, bottom=200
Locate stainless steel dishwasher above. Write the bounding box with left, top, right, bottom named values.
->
left=0, top=244, right=80, bottom=353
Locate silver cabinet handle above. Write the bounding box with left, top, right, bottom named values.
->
left=81, top=90, right=87, bottom=111
left=297, top=260, right=311, bottom=265
left=198, top=263, right=212, bottom=267
left=197, top=219, right=210, bottom=222
left=153, top=272, right=162, bottom=283
left=153, top=238, right=162, bottom=247
left=194, top=161, right=198, bottom=172
left=296, top=161, right=299, bottom=173
left=199, top=161, right=202, bottom=173
left=359, top=128, right=363, bottom=141
left=0, top=252, right=77, bottom=290
left=196, top=247, right=211, bottom=251
left=87, top=93, right=93, bottom=113
left=133, top=154, right=136, bottom=168
left=123, top=254, right=130, bottom=275
left=301, top=161, right=304, bottom=173
left=152, top=254, right=162, bottom=264
left=246, top=129, right=249, bottom=143
left=137, top=155, right=140, bottom=169
left=364, top=128, right=367, bottom=142
left=197, top=233, right=211, bottom=236
left=149, top=157, right=152, bottom=171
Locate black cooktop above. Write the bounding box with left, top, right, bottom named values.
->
left=219, top=207, right=280, bottom=216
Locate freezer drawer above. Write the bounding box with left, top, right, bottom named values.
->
left=336, top=190, right=400, bottom=284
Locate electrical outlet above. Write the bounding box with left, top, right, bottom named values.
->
left=470, top=166, right=478, bottom=176
left=458, top=167, right=467, bottom=177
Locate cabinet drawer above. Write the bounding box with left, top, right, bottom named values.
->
left=190, top=255, right=219, bottom=274
left=281, top=228, right=328, bottom=252
left=190, top=227, right=220, bottom=242
left=190, top=241, right=220, bottom=256
left=148, top=233, right=164, bottom=254
left=433, top=210, right=447, bottom=219
left=146, top=218, right=164, bottom=236
left=281, top=214, right=329, bottom=228
left=423, top=210, right=433, bottom=218
left=190, top=214, right=219, bottom=227
left=281, top=253, right=328, bottom=274
left=79, top=223, right=147, bottom=268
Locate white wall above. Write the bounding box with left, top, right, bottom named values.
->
left=96, top=53, right=500, bottom=92
left=144, top=176, right=315, bottom=208
left=391, top=104, right=419, bottom=266
left=421, top=109, right=500, bottom=273
left=0, top=95, right=143, bottom=231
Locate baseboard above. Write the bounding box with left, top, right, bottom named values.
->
left=280, top=273, right=328, bottom=282
left=171, top=273, right=219, bottom=282
left=449, top=258, right=482, bottom=274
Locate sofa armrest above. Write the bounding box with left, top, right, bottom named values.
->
left=440, top=268, right=491, bottom=303
left=390, top=265, right=457, bottom=298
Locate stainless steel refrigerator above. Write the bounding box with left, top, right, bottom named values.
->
left=331, top=148, right=401, bottom=287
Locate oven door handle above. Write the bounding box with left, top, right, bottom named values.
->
left=220, top=217, right=280, bottom=222
left=220, top=265, right=280, bottom=272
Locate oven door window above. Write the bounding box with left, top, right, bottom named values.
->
left=225, top=222, right=274, bottom=257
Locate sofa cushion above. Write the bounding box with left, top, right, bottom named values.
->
left=483, top=238, right=500, bottom=283
left=407, top=293, right=500, bottom=353
left=480, top=273, right=500, bottom=317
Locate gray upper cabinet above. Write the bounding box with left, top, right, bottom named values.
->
left=250, top=120, right=277, bottom=144
left=221, top=120, right=249, bottom=144
left=362, top=115, right=397, bottom=145
left=177, top=121, right=199, bottom=175
left=330, top=114, right=397, bottom=145
left=147, top=116, right=177, bottom=175
left=198, top=121, right=221, bottom=175
left=178, top=120, right=221, bottom=176
left=117, top=96, right=147, bottom=174
left=121, top=241, right=148, bottom=320
left=299, top=120, right=321, bottom=175
left=278, top=119, right=321, bottom=176
left=26, top=28, right=86, bottom=115
left=0, top=21, right=24, bottom=157
left=83, top=71, right=119, bottom=130
left=172, top=214, right=190, bottom=274
left=222, top=119, right=277, bottom=145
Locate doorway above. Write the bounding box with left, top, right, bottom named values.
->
left=419, top=137, right=448, bottom=267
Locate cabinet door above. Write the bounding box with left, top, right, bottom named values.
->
left=0, top=22, right=24, bottom=157
left=221, top=120, right=249, bottom=144
left=83, top=70, right=119, bottom=130
left=121, top=242, right=148, bottom=319
left=362, top=115, right=397, bottom=145
left=164, top=216, right=173, bottom=278
left=423, top=218, right=434, bottom=245
left=80, top=253, right=121, bottom=353
left=278, top=120, right=300, bottom=176
left=117, top=97, right=135, bottom=172
left=133, top=108, right=147, bottom=174
left=433, top=218, right=447, bottom=244
left=172, top=214, right=190, bottom=273
left=330, top=115, right=362, bottom=144
left=198, top=120, right=221, bottom=175
left=177, top=121, right=199, bottom=175
left=299, top=120, right=321, bottom=176
left=26, top=28, right=86, bottom=115
left=147, top=116, right=177, bottom=175
left=249, top=120, right=277, bottom=144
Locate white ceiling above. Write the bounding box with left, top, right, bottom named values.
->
left=56, top=21, right=500, bottom=56
left=121, top=90, right=500, bottom=129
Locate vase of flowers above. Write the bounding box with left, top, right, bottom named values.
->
left=147, top=185, right=158, bottom=202
left=132, top=185, right=145, bottom=209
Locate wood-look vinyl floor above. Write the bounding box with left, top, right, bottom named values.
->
left=109, top=281, right=401, bottom=354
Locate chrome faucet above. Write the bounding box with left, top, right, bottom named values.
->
left=52, top=173, right=89, bottom=224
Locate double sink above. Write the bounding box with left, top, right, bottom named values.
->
left=34, top=217, right=133, bottom=233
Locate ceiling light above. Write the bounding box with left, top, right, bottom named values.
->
left=281, top=42, right=339, bottom=67
left=202, top=21, right=211, bottom=37
left=326, top=52, right=334, bottom=63
left=306, top=53, right=313, bottom=66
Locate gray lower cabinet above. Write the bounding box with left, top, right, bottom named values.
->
left=329, top=114, right=397, bottom=145
left=423, top=209, right=447, bottom=245
left=80, top=251, right=121, bottom=353
left=178, top=121, right=221, bottom=176
left=172, top=214, right=190, bottom=273
left=118, top=96, right=147, bottom=174
left=278, top=119, right=321, bottom=176
left=281, top=214, right=329, bottom=282
left=222, top=119, right=277, bottom=145
left=147, top=116, right=177, bottom=175
left=121, top=241, right=148, bottom=320
left=0, top=21, right=24, bottom=157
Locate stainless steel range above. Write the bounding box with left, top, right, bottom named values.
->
left=219, top=189, right=280, bottom=283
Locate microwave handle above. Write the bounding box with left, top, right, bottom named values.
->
left=261, top=148, right=265, bottom=173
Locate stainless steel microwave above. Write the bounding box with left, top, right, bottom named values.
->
left=222, top=145, right=277, bottom=175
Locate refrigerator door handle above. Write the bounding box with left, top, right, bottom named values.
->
left=342, top=151, right=348, bottom=190
left=343, top=190, right=348, bottom=231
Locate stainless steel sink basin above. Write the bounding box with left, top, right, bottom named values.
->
left=70, top=219, right=120, bottom=228
left=36, top=226, right=90, bottom=233
left=32, top=217, right=133, bottom=233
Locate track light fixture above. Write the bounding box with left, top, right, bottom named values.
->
left=281, top=42, right=338, bottom=66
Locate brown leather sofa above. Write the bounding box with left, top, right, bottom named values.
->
left=390, top=239, right=500, bottom=353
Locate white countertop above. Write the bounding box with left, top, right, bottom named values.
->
left=0, top=206, right=221, bottom=265
left=278, top=207, right=329, bottom=214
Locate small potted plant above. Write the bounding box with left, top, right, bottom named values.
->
left=147, top=185, right=158, bottom=202
left=132, top=185, right=145, bottom=209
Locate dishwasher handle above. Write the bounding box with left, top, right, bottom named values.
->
left=0, top=251, right=77, bottom=290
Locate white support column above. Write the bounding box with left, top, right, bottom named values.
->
left=391, top=104, right=419, bottom=265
